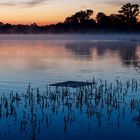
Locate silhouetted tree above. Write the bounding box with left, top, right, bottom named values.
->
left=118, top=3, right=139, bottom=25
left=0, top=22, right=4, bottom=26
left=63, top=9, right=96, bottom=32
left=64, top=9, right=94, bottom=24
left=4, top=23, right=14, bottom=33
left=30, top=23, right=40, bottom=33
left=15, top=24, right=30, bottom=34
left=109, top=14, right=126, bottom=30
left=0, top=22, right=4, bottom=33
left=96, top=12, right=110, bottom=30
left=0, top=3, right=139, bottom=33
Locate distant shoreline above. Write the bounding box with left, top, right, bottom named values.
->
left=0, top=34, right=140, bottom=41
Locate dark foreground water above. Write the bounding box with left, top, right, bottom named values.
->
left=0, top=38, right=140, bottom=140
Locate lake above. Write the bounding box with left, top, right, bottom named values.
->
left=0, top=36, right=140, bottom=140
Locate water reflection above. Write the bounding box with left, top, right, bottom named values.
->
left=0, top=40, right=139, bottom=89
left=65, top=41, right=140, bottom=72
left=65, top=42, right=95, bottom=59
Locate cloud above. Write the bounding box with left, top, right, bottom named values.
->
left=101, top=0, right=140, bottom=6
left=0, top=2, right=16, bottom=6
left=0, top=0, right=48, bottom=7
left=22, top=0, right=47, bottom=7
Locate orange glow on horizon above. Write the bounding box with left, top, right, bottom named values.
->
left=1, top=15, right=139, bottom=26
left=0, top=1, right=140, bottom=26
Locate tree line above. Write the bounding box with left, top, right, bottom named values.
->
left=0, top=3, right=140, bottom=34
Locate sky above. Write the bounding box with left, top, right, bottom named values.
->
left=0, top=0, right=140, bottom=25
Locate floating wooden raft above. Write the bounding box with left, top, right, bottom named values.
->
left=50, top=81, right=95, bottom=88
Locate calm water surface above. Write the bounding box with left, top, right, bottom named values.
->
left=0, top=39, right=140, bottom=140
left=0, top=40, right=139, bottom=90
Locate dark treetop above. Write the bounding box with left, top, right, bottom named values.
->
left=0, top=3, right=140, bottom=34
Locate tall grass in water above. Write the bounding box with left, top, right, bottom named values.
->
left=0, top=78, right=139, bottom=140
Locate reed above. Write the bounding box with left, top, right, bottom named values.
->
left=0, top=78, right=139, bottom=140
